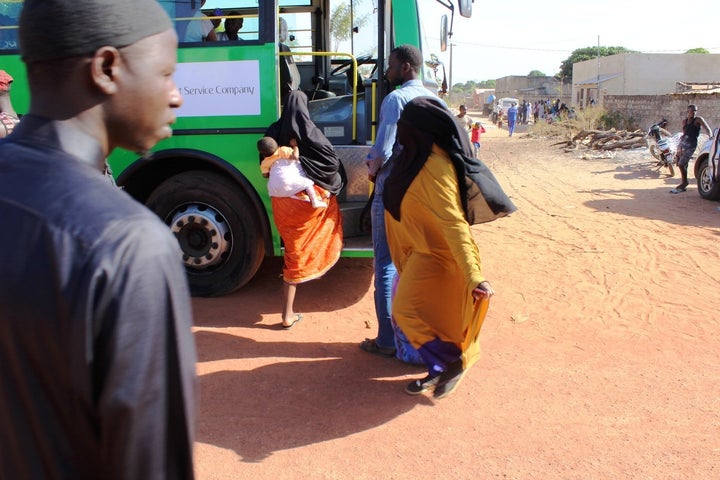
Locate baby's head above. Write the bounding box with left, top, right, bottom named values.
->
left=473, top=122, right=481, bottom=129
left=257, top=136, right=278, bottom=157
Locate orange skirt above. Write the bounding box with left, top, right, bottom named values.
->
left=271, top=192, right=343, bottom=284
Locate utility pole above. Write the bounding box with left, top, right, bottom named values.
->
left=596, top=35, right=600, bottom=104
left=449, top=43, right=453, bottom=92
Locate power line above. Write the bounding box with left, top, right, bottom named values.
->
left=450, top=39, right=720, bottom=54
left=449, top=40, right=571, bottom=53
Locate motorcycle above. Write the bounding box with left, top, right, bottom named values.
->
left=646, top=120, right=679, bottom=177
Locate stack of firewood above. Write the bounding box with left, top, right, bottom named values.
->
left=553, top=129, right=647, bottom=152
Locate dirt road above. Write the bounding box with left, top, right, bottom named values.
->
left=192, top=118, right=720, bottom=479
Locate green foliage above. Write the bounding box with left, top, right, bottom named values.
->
left=598, top=110, right=638, bottom=131
left=558, top=46, right=639, bottom=79
left=452, top=79, right=494, bottom=92
left=528, top=70, right=546, bottom=77
left=452, top=83, right=467, bottom=93
left=685, top=47, right=710, bottom=54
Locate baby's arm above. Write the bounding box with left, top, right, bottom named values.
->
left=290, top=146, right=299, bottom=161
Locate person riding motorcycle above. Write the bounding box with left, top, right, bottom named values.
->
left=647, top=118, right=676, bottom=176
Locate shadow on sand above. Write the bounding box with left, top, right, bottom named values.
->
left=194, top=335, right=427, bottom=462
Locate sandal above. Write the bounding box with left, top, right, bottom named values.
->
left=282, top=313, right=303, bottom=329
left=359, top=338, right=396, bottom=358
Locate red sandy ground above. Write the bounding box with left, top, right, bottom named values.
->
left=191, top=117, right=720, bottom=479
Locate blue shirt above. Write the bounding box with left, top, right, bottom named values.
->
left=367, top=79, right=434, bottom=178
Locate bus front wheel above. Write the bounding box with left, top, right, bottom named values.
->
left=146, top=170, right=265, bottom=297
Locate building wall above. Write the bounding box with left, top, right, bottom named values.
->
left=603, top=92, right=720, bottom=133
left=494, top=75, right=571, bottom=106
left=573, top=53, right=720, bottom=105
left=471, top=88, right=495, bottom=108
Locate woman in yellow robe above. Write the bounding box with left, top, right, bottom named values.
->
left=383, top=97, right=515, bottom=399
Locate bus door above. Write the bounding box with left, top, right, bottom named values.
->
left=278, top=0, right=381, bottom=250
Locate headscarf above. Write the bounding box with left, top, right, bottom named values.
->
left=19, top=0, right=172, bottom=63
left=264, top=91, right=346, bottom=195
left=0, top=70, right=12, bottom=92
left=383, top=96, right=516, bottom=224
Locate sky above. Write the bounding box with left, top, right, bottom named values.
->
left=446, top=0, right=720, bottom=85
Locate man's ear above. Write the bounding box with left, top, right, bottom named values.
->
left=90, top=46, right=121, bottom=95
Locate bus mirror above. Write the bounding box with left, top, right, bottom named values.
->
left=458, top=0, right=472, bottom=18
left=440, top=15, right=448, bottom=52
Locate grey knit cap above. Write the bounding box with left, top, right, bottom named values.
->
left=19, top=0, right=173, bottom=62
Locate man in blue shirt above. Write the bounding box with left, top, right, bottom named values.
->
left=360, top=44, right=435, bottom=360
left=507, top=101, right=518, bottom=137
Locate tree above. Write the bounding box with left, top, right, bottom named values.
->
left=685, top=47, right=710, bottom=54
left=558, top=46, right=638, bottom=80
left=329, top=1, right=369, bottom=52
left=528, top=70, right=546, bottom=77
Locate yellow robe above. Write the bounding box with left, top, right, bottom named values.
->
left=385, top=145, right=490, bottom=370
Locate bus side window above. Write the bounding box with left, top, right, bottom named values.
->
left=158, top=0, right=192, bottom=43
left=278, top=17, right=301, bottom=103
left=0, top=13, right=19, bottom=51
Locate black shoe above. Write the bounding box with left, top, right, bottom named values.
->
left=359, top=338, right=396, bottom=358
left=405, top=375, right=440, bottom=395
left=433, top=360, right=465, bottom=399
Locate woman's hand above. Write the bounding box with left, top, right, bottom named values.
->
left=472, top=280, right=494, bottom=300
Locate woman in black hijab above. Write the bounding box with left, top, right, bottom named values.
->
left=264, top=90, right=346, bottom=328
left=382, top=96, right=515, bottom=399
left=265, top=90, right=346, bottom=195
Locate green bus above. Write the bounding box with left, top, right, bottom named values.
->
left=0, top=0, right=471, bottom=296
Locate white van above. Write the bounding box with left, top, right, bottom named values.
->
left=493, top=97, right=519, bottom=122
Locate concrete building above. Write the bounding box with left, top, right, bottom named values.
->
left=494, top=75, right=571, bottom=105
left=572, top=53, right=720, bottom=107
left=471, top=88, right=495, bottom=113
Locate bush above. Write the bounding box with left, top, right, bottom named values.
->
left=529, top=106, right=639, bottom=139
left=598, top=110, right=638, bottom=131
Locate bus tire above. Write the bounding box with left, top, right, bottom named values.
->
left=146, top=170, right=265, bottom=297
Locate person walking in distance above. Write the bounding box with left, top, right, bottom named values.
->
left=506, top=101, right=518, bottom=137
left=456, top=104, right=473, bottom=131
left=671, top=104, right=713, bottom=194
left=360, top=44, right=436, bottom=359
left=0, top=1, right=197, bottom=478
left=470, top=121, right=485, bottom=156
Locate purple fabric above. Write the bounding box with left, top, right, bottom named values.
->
left=418, top=339, right=462, bottom=376
left=389, top=272, right=423, bottom=364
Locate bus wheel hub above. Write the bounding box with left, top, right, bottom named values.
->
left=170, top=204, right=230, bottom=269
